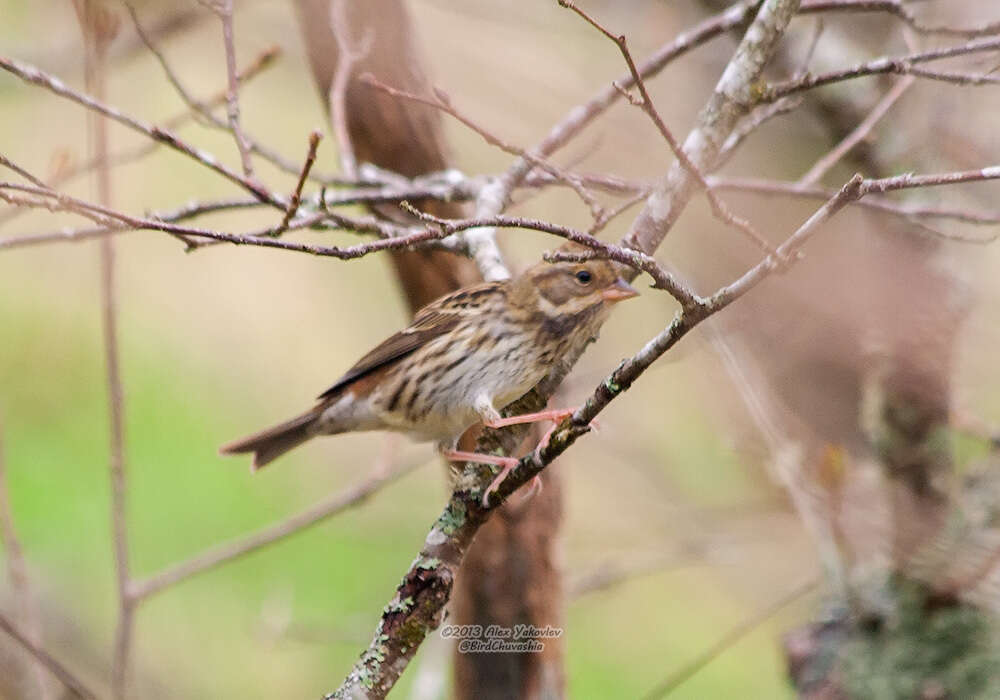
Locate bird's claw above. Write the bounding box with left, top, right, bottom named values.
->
left=522, top=475, right=543, bottom=503
left=531, top=408, right=600, bottom=460
left=481, top=458, right=520, bottom=508
left=441, top=449, right=521, bottom=508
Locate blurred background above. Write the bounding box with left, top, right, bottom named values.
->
left=1, top=0, right=999, bottom=698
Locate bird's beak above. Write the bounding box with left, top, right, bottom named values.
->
left=601, top=278, right=639, bottom=302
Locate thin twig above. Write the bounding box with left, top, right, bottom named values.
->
left=130, top=458, right=423, bottom=600
left=763, top=36, right=1000, bottom=103
left=0, top=610, right=98, bottom=700
left=355, top=75, right=513, bottom=279
left=496, top=0, right=901, bottom=209
left=0, top=55, right=282, bottom=207
left=717, top=97, right=805, bottom=166
left=0, top=173, right=486, bottom=249
left=30, top=45, right=280, bottom=195
left=402, top=204, right=698, bottom=308
left=641, top=578, right=819, bottom=699
left=119, top=14, right=341, bottom=187
left=0, top=154, right=197, bottom=246
left=588, top=187, right=653, bottom=236
left=328, top=0, right=373, bottom=178
left=558, top=0, right=777, bottom=256
left=274, top=130, right=322, bottom=236
left=799, top=75, right=916, bottom=185
left=799, top=17, right=827, bottom=75
left=620, top=0, right=802, bottom=261
left=123, top=2, right=206, bottom=116
left=0, top=424, right=29, bottom=604
left=6, top=161, right=997, bottom=255
left=361, top=75, right=605, bottom=223
left=0, top=153, right=49, bottom=189
left=568, top=552, right=700, bottom=599
left=0, top=182, right=433, bottom=254
left=215, top=0, right=255, bottom=178
left=0, top=421, right=50, bottom=700
left=74, top=5, right=135, bottom=697
left=708, top=174, right=1000, bottom=241
left=802, top=0, right=1000, bottom=38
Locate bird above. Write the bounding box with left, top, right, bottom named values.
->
left=219, top=258, right=638, bottom=505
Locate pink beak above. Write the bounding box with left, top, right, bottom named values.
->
left=601, top=278, right=639, bottom=302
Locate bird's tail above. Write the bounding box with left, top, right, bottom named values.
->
left=219, top=407, right=321, bottom=471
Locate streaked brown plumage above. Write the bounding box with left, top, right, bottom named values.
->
left=220, top=259, right=637, bottom=502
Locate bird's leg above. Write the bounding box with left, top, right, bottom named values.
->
left=465, top=397, right=580, bottom=507
left=484, top=408, right=576, bottom=429
left=485, top=407, right=596, bottom=461
left=441, top=448, right=521, bottom=508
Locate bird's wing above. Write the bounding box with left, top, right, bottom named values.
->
left=316, top=282, right=503, bottom=400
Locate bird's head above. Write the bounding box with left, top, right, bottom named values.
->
left=509, top=257, right=639, bottom=332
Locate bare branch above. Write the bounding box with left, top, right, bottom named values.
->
left=328, top=0, right=373, bottom=178
left=0, top=182, right=434, bottom=254
left=799, top=75, right=916, bottom=184
left=403, top=204, right=699, bottom=307
left=213, top=0, right=255, bottom=178
left=763, top=36, right=1000, bottom=103
left=0, top=426, right=30, bottom=603
left=708, top=175, right=1000, bottom=233
left=717, top=96, right=804, bottom=165
left=130, top=457, right=422, bottom=600
left=621, top=0, right=802, bottom=256
left=122, top=4, right=319, bottom=184
left=361, top=75, right=604, bottom=223
left=801, top=0, right=1000, bottom=38
left=0, top=610, right=97, bottom=700
left=354, top=75, right=512, bottom=280
left=0, top=55, right=282, bottom=207
left=0, top=420, right=50, bottom=700
left=641, top=578, right=818, bottom=699
left=0, top=152, right=49, bottom=189
left=73, top=5, right=135, bottom=696
left=30, top=45, right=282, bottom=195
left=123, top=2, right=206, bottom=115
left=6, top=159, right=998, bottom=257
left=568, top=552, right=698, bottom=599
left=274, top=130, right=322, bottom=236
left=499, top=0, right=947, bottom=217
left=505, top=0, right=915, bottom=189
left=587, top=187, right=653, bottom=235
left=558, top=0, right=779, bottom=257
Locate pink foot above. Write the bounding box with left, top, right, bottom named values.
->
left=522, top=474, right=543, bottom=503
left=484, top=407, right=597, bottom=461
left=484, top=408, right=576, bottom=430
left=533, top=421, right=562, bottom=461
left=441, top=449, right=520, bottom=508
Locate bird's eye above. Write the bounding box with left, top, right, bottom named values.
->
left=575, top=269, right=592, bottom=284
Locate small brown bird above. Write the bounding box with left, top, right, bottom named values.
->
left=219, top=258, right=638, bottom=504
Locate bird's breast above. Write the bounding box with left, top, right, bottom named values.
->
left=371, top=320, right=544, bottom=441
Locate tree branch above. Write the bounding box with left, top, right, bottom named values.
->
left=129, top=457, right=421, bottom=601
left=622, top=0, right=802, bottom=256
left=763, top=36, right=1000, bottom=103
left=0, top=55, right=282, bottom=207
left=0, top=611, right=97, bottom=700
